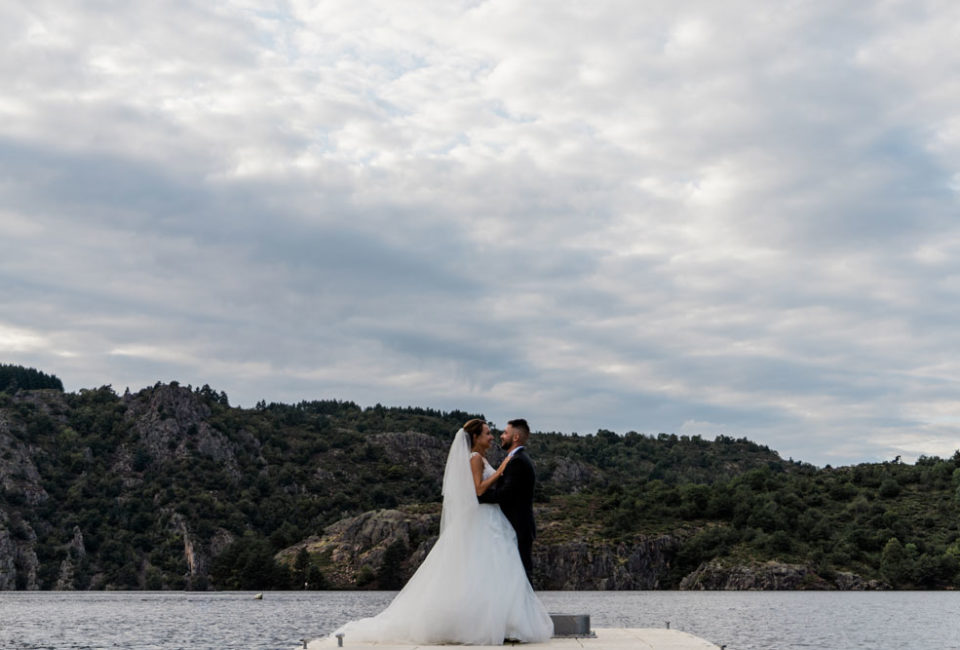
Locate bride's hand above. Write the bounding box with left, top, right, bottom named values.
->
left=496, top=455, right=512, bottom=475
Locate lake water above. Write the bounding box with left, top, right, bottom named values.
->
left=1, top=590, right=959, bottom=649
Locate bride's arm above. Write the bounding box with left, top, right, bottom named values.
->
left=471, top=454, right=511, bottom=496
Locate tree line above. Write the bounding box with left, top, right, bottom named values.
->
left=0, top=364, right=63, bottom=392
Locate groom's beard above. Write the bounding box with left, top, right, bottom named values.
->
left=501, top=441, right=511, bottom=450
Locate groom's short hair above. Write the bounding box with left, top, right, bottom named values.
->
left=507, top=418, right=530, bottom=439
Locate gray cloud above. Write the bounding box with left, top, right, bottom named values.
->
left=2, top=0, right=960, bottom=466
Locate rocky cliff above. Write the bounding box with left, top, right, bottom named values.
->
left=282, top=508, right=891, bottom=592
left=122, top=383, right=260, bottom=481
left=536, top=535, right=680, bottom=589
left=679, top=560, right=888, bottom=590
left=53, top=526, right=87, bottom=590
left=0, top=401, right=49, bottom=590
left=0, top=384, right=257, bottom=591
left=0, top=508, right=39, bottom=590
left=279, top=507, right=683, bottom=590
left=540, top=457, right=601, bottom=492
left=0, top=403, right=50, bottom=507
left=279, top=507, right=440, bottom=588
left=369, top=432, right=448, bottom=483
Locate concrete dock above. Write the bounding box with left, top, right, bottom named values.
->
left=306, top=628, right=722, bottom=649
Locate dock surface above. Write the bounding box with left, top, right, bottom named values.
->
left=307, top=628, right=721, bottom=649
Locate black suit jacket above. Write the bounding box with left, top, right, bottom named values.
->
left=478, top=448, right=536, bottom=578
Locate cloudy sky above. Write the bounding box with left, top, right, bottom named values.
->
left=2, top=0, right=959, bottom=466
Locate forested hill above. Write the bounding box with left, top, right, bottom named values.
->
left=0, top=364, right=63, bottom=392
left=2, top=372, right=959, bottom=592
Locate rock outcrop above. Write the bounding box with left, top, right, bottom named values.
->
left=833, top=571, right=889, bottom=591
left=0, top=405, right=46, bottom=590
left=679, top=560, right=888, bottom=590
left=291, top=508, right=892, bottom=592
left=542, top=457, right=601, bottom=492
left=279, top=507, right=440, bottom=588
left=536, top=535, right=681, bottom=589
left=169, top=512, right=232, bottom=590
left=123, top=384, right=259, bottom=481
left=54, top=525, right=88, bottom=590
left=0, top=509, right=39, bottom=590
left=282, top=507, right=682, bottom=590
left=0, top=411, right=49, bottom=506
left=369, top=432, right=448, bottom=482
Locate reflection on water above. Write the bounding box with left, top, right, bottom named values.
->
left=1, top=590, right=959, bottom=649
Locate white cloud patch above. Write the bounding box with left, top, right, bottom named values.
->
left=2, top=0, right=960, bottom=465
left=0, top=323, right=48, bottom=353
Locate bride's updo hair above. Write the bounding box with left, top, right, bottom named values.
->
left=462, top=418, right=486, bottom=449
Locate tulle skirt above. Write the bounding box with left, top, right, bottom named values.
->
left=334, top=504, right=554, bottom=645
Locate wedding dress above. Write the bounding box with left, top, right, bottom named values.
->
left=332, top=428, right=554, bottom=645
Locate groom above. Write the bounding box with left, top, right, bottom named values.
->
left=478, top=418, right=537, bottom=585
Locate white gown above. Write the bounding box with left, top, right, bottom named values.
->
left=333, top=429, right=554, bottom=645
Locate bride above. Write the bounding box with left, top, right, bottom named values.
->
left=332, top=419, right=554, bottom=645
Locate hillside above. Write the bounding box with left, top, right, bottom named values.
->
left=1, top=374, right=958, bottom=591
